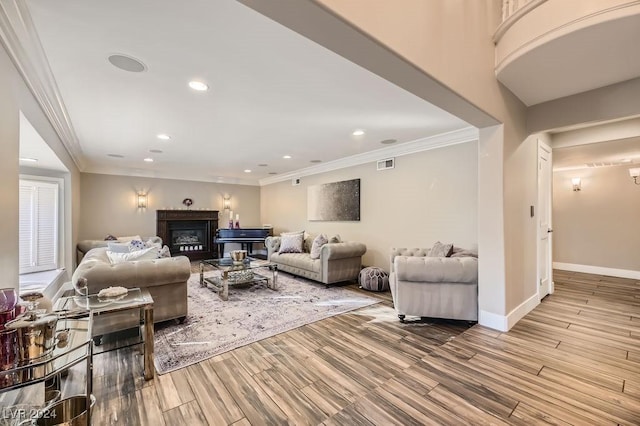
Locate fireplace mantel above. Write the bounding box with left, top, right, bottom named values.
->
left=156, top=210, right=218, bottom=260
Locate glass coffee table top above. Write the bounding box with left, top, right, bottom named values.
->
left=199, top=257, right=278, bottom=301
left=201, top=257, right=274, bottom=271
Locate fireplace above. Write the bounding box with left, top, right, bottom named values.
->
left=156, top=210, right=218, bottom=260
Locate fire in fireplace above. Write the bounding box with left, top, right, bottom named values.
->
left=168, top=221, right=208, bottom=253
left=156, top=210, right=218, bottom=260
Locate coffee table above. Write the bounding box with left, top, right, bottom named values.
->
left=199, top=257, right=278, bottom=301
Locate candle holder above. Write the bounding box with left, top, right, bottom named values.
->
left=228, top=219, right=234, bottom=229
left=234, top=219, right=240, bottom=229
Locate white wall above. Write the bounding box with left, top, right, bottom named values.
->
left=0, top=43, right=80, bottom=289
left=0, top=45, right=20, bottom=291
left=79, top=173, right=261, bottom=241
left=261, top=142, right=478, bottom=269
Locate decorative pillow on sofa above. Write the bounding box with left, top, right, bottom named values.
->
left=158, top=245, right=171, bottom=258
left=104, top=234, right=117, bottom=241
left=278, top=231, right=304, bottom=253
left=129, top=239, right=146, bottom=251
left=310, top=234, right=328, bottom=259
left=328, top=234, right=342, bottom=244
left=428, top=241, right=454, bottom=257
left=451, top=247, right=478, bottom=258
left=106, top=247, right=158, bottom=264
left=107, top=242, right=131, bottom=253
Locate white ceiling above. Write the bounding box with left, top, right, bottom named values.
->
left=22, top=0, right=470, bottom=185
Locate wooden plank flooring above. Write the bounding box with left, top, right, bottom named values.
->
left=60, top=270, right=640, bottom=424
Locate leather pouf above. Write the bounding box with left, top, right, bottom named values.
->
left=358, top=267, right=389, bottom=292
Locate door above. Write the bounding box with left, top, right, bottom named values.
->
left=538, top=140, right=553, bottom=299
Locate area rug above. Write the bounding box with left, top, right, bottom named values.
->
left=153, top=270, right=380, bottom=374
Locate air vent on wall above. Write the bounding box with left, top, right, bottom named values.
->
left=377, top=158, right=395, bottom=171
left=292, top=178, right=301, bottom=186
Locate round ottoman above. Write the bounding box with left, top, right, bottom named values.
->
left=359, top=267, right=389, bottom=292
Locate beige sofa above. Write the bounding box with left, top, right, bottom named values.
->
left=265, top=234, right=366, bottom=286
left=389, top=247, right=478, bottom=321
left=72, top=238, right=191, bottom=338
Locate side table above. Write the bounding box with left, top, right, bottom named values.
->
left=56, top=288, right=155, bottom=380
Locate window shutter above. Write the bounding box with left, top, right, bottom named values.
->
left=19, top=180, right=59, bottom=274
left=19, top=185, right=35, bottom=271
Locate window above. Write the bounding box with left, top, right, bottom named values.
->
left=19, top=179, right=59, bottom=274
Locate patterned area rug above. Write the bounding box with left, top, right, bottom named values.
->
left=154, top=270, right=380, bottom=374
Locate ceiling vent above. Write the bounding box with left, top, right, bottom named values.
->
left=292, top=178, right=301, bottom=186
left=377, top=158, right=395, bottom=171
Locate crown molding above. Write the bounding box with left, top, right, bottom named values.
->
left=259, top=126, right=478, bottom=186
left=0, top=0, right=85, bottom=170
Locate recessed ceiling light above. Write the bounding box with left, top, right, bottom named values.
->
left=380, top=139, right=398, bottom=145
left=19, top=157, right=38, bottom=163
left=143, top=157, right=154, bottom=162
left=149, top=149, right=163, bottom=154
left=258, top=163, right=268, bottom=167
left=310, top=160, right=322, bottom=163
left=107, top=54, right=146, bottom=73
left=244, top=169, right=252, bottom=173
left=107, top=154, right=124, bottom=158
left=157, top=134, right=171, bottom=140
left=188, top=81, right=208, bottom=91
left=283, top=155, right=292, bottom=159
left=352, top=129, right=365, bottom=136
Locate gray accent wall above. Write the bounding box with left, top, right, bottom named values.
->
left=260, top=142, right=478, bottom=270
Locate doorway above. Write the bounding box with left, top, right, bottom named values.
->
left=537, top=140, right=553, bottom=299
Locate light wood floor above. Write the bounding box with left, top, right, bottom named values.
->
left=79, top=270, right=640, bottom=424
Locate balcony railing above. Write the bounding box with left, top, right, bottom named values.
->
left=495, top=0, right=547, bottom=42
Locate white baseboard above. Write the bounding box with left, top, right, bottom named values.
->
left=507, top=293, right=539, bottom=330
left=479, top=310, right=507, bottom=331
left=553, top=262, right=640, bottom=280
left=479, top=293, right=539, bottom=332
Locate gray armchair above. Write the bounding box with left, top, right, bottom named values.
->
left=389, top=248, right=478, bottom=321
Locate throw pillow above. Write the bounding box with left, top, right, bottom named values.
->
left=117, top=235, right=142, bottom=242
left=129, top=239, right=146, bottom=251
left=107, top=242, right=131, bottom=253
left=158, top=245, right=171, bottom=258
left=309, top=234, right=328, bottom=259
left=106, top=247, right=158, bottom=264
left=428, top=241, right=454, bottom=257
left=278, top=232, right=304, bottom=253
left=144, top=239, right=162, bottom=250
left=104, top=234, right=117, bottom=241
left=328, top=234, right=341, bottom=244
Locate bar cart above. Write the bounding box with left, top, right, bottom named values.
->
left=0, top=313, right=93, bottom=425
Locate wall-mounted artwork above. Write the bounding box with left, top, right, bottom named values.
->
left=308, top=178, right=360, bottom=221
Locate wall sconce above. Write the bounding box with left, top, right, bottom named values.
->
left=223, top=195, right=231, bottom=210
left=571, top=177, right=581, bottom=191
left=629, top=168, right=640, bottom=185
left=137, top=192, right=148, bottom=208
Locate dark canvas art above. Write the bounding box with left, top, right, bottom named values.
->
left=307, top=178, right=360, bottom=221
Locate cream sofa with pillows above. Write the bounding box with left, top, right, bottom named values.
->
left=265, top=231, right=366, bottom=286
left=72, top=236, right=191, bottom=339
left=389, top=242, right=478, bottom=322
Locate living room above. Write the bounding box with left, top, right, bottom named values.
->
left=2, top=0, right=640, bottom=424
